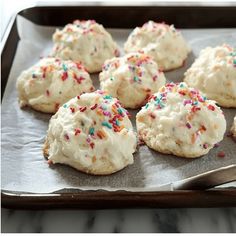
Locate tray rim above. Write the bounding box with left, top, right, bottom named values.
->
left=1, top=3, right=236, bottom=209
left=2, top=189, right=236, bottom=209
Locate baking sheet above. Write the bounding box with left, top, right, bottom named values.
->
left=1, top=15, right=236, bottom=193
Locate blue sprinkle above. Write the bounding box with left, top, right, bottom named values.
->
left=117, top=108, right=123, bottom=114
left=62, top=64, right=68, bottom=71
left=115, top=119, right=120, bottom=126
left=102, top=121, right=112, bottom=129
left=104, top=95, right=112, bottom=99
left=89, top=127, right=95, bottom=135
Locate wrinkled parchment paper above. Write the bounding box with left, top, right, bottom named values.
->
left=2, top=16, right=236, bottom=193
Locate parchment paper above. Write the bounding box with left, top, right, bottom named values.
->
left=1, top=16, right=236, bottom=193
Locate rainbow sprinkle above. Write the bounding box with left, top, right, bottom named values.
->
left=64, top=91, right=131, bottom=149
left=89, top=127, right=95, bottom=135
left=102, top=121, right=112, bottom=129
left=144, top=83, right=221, bottom=148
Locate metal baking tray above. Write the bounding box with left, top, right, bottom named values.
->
left=1, top=3, right=236, bottom=209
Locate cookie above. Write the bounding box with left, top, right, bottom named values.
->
left=231, top=115, right=236, bottom=138
left=136, top=82, right=226, bottom=158
left=52, top=19, right=120, bottom=73
left=16, top=57, right=94, bottom=113
left=44, top=90, right=137, bottom=175
left=124, top=21, right=190, bottom=71
left=99, top=52, right=166, bottom=109
left=184, top=44, right=236, bottom=108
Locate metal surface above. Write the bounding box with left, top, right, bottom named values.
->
left=173, top=165, right=236, bottom=190
left=1, top=4, right=236, bottom=209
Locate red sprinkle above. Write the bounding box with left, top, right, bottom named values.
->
left=217, top=151, right=225, bottom=158
left=90, top=142, right=95, bottom=149
left=76, top=62, right=86, bottom=71
left=64, top=134, right=70, bottom=141
left=179, top=91, right=186, bottom=96
left=74, top=128, right=81, bottom=136
left=186, top=122, right=191, bottom=129
left=152, top=75, right=158, bottom=81
left=79, top=107, right=87, bottom=112
left=77, top=96, right=80, bottom=99
left=74, top=76, right=85, bottom=84
left=207, top=105, right=215, bottom=111
left=61, top=71, right=68, bottom=81
left=191, top=106, right=201, bottom=113
left=70, top=107, right=75, bottom=113
left=90, top=103, right=98, bottom=110
left=150, top=113, right=156, bottom=119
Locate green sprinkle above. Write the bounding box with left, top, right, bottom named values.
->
left=133, top=76, right=139, bottom=82
left=62, top=64, right=68, bottom=71
left=104, top=95, right=112, bottom=99
left=193, top=101, right=198, bottom=105
left=230, top=52, right=236, bottom=56
left=179, top=83, right=185, bottom=88
left=117, top=108, right=123, bottom=114
left=115, top=119, right=120, bottom=126
left=63, top=104, right=67, bottom=108
left=145, top=103, right=149, bottom=109
left=89, top=127, right=95, bottom=135
left=110, top=77, right=114, bottom=81
left=102, top=121, right=112, bottom=129
left=233, top=59, right=236, bottom=65
left=155, top=97, right=161, bottom=103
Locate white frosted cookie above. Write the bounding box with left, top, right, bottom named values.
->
left=99, top=52, right=166, bottom=109
left=52, top=20, right=120, bottom=73
left=231, top=116, right=236, bottom=138
left=16, top=57, right=94, bottom=113
left=124, top=21, right=190, bottom=71
left=136, top=82, right=226, bottom=158
left=43, top=90, right=137, bottom=175
left=184, top=44, right=236, bottom=108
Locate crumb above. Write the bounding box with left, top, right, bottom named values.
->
left=47, top=160, right=53, bottom=165
left=214, top=143, right=220, bottom=148
left=217, top=151, right=225, bottom=158
left=138, top=138, right=145, bottom=146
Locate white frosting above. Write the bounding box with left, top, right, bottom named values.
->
left=99, top=52, right=166, bottom=109
left=136, top=82, right=226, bottom=158
left=124, top=21, right=190, bottom=71
left=46, top=90, right=137, bottom=175
left=16, top=57, right=94, bottom=113
left=184, top=44, right=236, bottom=107
left=52, top=20, right=120, bottom=73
